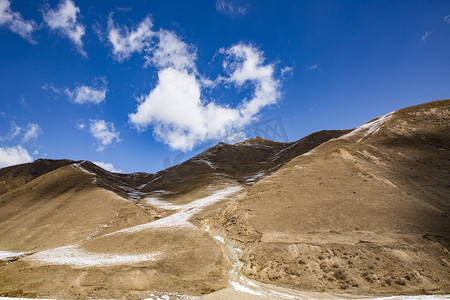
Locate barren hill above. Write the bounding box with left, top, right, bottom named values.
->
left=0, top=99, right=449, bottom=299
left=213, top=99, right=450, bottom=296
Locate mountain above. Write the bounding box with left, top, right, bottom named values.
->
left=212, top=99, right=450, bottom=296
left=0, top=99, right=448, bottom=299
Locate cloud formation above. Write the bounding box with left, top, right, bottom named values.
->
left=144, top=29, right=197, bottom=71
left=43, top=0, right=86, bottom=55
left=215, top=0, right=247, bottom=17
left=93, top=161, right=122, bottom=173
left=444, top=15, right=450, bottom=24
left=107, top=14, right=154, bottom=62
left=65, top=85, right=107, bottom=104
left=129, top=36, right=280, bottom=151
left=43, top=80, right=107, bottom=104
left=0, top=0, right=37, bottom=43
left=0, top=145, right=33, bottom=168
left=1, top=122, right=42, bottom=144
left=89, top=119, right=121, bottom=151
left=23, top=123, right=42, bottom=143
left=421, top=31, right=430, bottom=42
left=0, top=122, right=21, bottom=141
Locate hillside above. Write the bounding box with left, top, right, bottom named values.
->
left=212, top=99, right=450, bottom=296
left=0, top=99, right=449, bottom=299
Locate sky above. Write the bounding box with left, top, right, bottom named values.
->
left=0, top=0, right=449, bottom=173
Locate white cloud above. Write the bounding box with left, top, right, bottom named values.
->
left=89, top=120, right=121, bottom=152
left=444, top=15, right=450, bottom=24
left=43, top=80, right=107, bottom=104
left=0, top=145, right=33, bottom=168
left=144, top=30, right=197, bottom=71
left=0, top=122, right=21, bottom=141
left=76, top=121, right=85, bottom=130
left=215, top=0, right=247, bottom=17
left=42, top=83, right=62, bottom=95
left=306, top=64, right=318, bottom=71
left=421, top=31, right=430, bottom=42
left=281, top=66, right=294, bottom=76
left=0, top=0, right=37, bottom=43
left=107, top=14, right=154, bottom=62
left=23, top=123, right=42, bottom=143
left=93, top=161, right=122, bottom=173
left=65, top=85, right=107, bottom=104
left=43, top=0, right=86, bottom=55
left=129, top=41, right=280, bottom=151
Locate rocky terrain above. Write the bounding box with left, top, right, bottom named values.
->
left=0, top=99, right=449, bottom=299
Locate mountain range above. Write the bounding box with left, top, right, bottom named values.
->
left=0, top=99, right=449, bottom=299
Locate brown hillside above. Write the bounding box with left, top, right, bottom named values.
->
left=212, top=99, right=450, bottom=296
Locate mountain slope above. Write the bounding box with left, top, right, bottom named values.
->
left=0, top=158, right=73, bottom=196
left=0, top=127, right=347, bottom=298
left=212, top=99, right=450, bottom=296
left=0, top=163, right=155, bottom=252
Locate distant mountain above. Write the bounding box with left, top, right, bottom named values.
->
left=0, top=99, right=448, bottom=299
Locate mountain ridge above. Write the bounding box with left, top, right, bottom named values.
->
left=0, top=99, right=448, bottom=299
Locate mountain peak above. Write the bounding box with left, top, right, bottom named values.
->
left=235, top=136, right=279, bottom=145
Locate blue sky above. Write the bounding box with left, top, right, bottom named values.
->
left=0, top=0, right=449, bottom=173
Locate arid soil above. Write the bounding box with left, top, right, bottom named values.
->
left=0, top=99, right=449, bottom=299
left=212, top=99, right=450, bottom=296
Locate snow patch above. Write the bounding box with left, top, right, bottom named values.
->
left=118, top=185, right=145, bottom=201
left=71, top=161, right=96, bottom=175
left=340, top=112, right=394, bottom=142
left=240, top=276, right=259, bottom=288
left=268, top=289, right=300, bottom=299
left=245, top=171, right=266, bottom=184
left=230, top=280, right=264, bottom=296
left=0, top=251, right=26, bottom=261
left=214, top=235, right=225, bottom=244
left=112, top=186, right=242, bottom=234
left=145, top=197, right=181, bottom=210
left=193, top=158, right=216, bottom=169
left=144, top=292, right=192, bottom=300
left=27, top=245, right=159, bottom=267
left=301, top=149, right=316, bottom=156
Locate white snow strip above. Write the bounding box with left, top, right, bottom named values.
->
left=145, top=197, right=182, bottom=210
left=137, top=183, right=147, bottom=189
left=144, top=292, right=192, bottom=300
left=301, top=149, right=316, bottom=156
left=240, top=276, right=260, bottom=288
left=245, top=171, right=266, bottom=183
left=112, top=186, right=242, bottom=234
left=194, top=158, right=216, bottom=169
left=71, top=162, right=96, bottom=175
left=0, top=251, right=26, bottom=261
left=268, top=289, right=300, bottom=299
left=230, top=280, right=264, bottom=296
left=215, top=236, right=225, bottom=244
left=340, top=112, right=394, bottom=142
left=27, top=245, right=159, bottom=267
